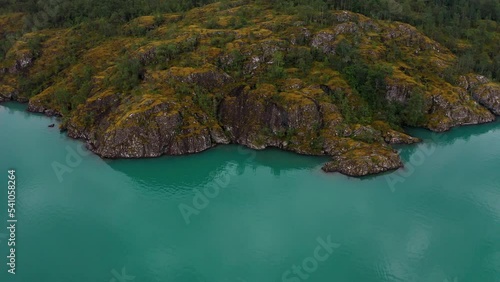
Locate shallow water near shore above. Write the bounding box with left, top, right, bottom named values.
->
left=0, top=102, right=499, bottom=282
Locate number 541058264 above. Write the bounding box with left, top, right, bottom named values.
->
left=8, top=170, right=15, bottom=188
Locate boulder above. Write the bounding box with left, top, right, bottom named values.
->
left=322, top=146, right=403, bottom=177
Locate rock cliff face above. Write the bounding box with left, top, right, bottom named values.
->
left=65, top=92, right=230, bottom=158
left=460, top=75, right=500, bottom=115
left=426, top=89, right=495, bottom=132
left=1, top=5, right=500, bottom=177
left=0, top=45, right=35, bottom=103
left=0, top=87, right=16, bottom=102
left=0, top=86, right=28, bottom=103
left=385, top=76, right=497, bottom=132
left=218, top=85, right=323, bottom=153
left=8, top=53, right=34, bottom=74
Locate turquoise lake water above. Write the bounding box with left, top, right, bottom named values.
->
left=0, top=101, right=499, bottom=282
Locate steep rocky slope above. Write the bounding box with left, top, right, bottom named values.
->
left=0, top=2, right=499, bottom=176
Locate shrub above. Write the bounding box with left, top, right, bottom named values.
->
left=268, top=51, right=286, bottom=79
left=402, top=90, right=426, bottom=126
left=110, top=57, right=144, bottom=92
left=285, top=47, right=313, bottom=74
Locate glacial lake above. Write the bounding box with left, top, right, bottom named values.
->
left=0, top=101, right=499, bottom=282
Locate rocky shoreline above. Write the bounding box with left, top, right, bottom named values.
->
left=24, top=85, right=420, bottom=176
left=2, top=83, right=491, bottom=178
left=1, top=7, right=499, bottom=177
left=1, top=85, right=421, bottom=177
left=17, top=72, right=499, bottom=177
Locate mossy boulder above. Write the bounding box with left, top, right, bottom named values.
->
left=322, top=145, right=403, bottom=176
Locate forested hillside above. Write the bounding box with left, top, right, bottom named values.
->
left=2, top=0, right=499, bottom=81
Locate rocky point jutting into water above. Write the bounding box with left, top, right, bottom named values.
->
left=1, top=3, right=499, bottom=176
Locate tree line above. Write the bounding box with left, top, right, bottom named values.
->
left=1, top=0, right=498, bottom=82
left=0, top=0, right=216, bottom=28
left=269, top=0, right=500, bottom=81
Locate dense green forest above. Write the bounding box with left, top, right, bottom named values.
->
left=0, top=0, right=214, bottom=24
left=1, top=0, right=499, bottom=82
left=283, top=0, right=500, bottom=82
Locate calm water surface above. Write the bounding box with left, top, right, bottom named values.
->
left=0, top=102, right=499, bottom=282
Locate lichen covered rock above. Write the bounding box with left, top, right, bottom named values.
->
left=67, top=92, right=229, bottom=158
left=460, top=75, right=500, bottom=115
left=218, top=84, right=324, bottom=154
left=322, top=145, right=403, bottom=177
left=426, top=89, right=495, bottom=132
left=0, top=85, right=16, bottom=102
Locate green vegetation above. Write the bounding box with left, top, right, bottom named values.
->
left=109, top=57, right=144, bottom=92
left=0, top=0, right=216, bottom=28
left=401, top=90, right=426, bottom=127
left=270, top=0, right=500, bottom=81
left=0, top=0, right=498, bottom=148
left=2, top=0, right=498, bottom=80
left=285, top=47, right=313, bottom=74
left=268, top=51, right=286, bottom=80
